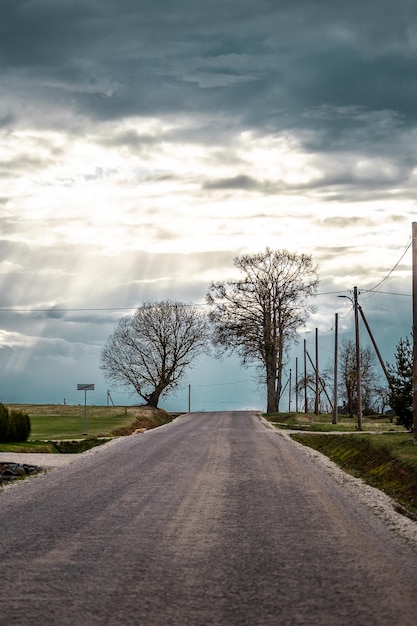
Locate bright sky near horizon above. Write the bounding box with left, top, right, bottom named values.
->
left=0, top=0, right=415, bottom=411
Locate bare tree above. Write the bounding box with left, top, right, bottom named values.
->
left=337, top=338, right=381, bottom=416
left=296, top=373, right=332, bottom=413
left=207, top=248, right=319, bottom=413
left=101, top=301, right=209, bottom=408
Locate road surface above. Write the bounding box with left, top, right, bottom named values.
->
left=1, top=411, right=417, bottom=625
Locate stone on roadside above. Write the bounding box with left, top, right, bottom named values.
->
left=0, top=462, right=43, bottom=482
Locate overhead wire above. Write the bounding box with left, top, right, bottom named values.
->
left=362, top=238, right=412, bottom=295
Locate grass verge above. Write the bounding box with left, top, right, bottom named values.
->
left=291, top=432, right=417, bottom=518
left=264, top=411, right=402, bottom=432
left=0, top=404, right=178, bottom=453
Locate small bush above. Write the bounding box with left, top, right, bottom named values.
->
left=0, top=403, right=31, bottom=443
left=8, top=409, right=31, bottom=442
left=0, top=403, right=8, bottom=441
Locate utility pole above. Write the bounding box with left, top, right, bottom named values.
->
left=315, top=328, right=319, bottom=415
left=295, top=357, right=299, bottom=413
left=332, top=312, right=338, bottom=424
left=354, top=286, right=363, bottom=431
left=338, top=289, right=362, bottom=430
left=413, top=222, right=417, bottom=442
left=288, top=369, right=292, bottom=412
left=107, top=389, right=114, bottom=407
left=304, top=339, right=308, bottom=412
left=305, top=348, right=333, bottom=410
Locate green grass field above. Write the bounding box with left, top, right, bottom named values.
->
left=7, top=404, right=141, bottom=439
left=0, top=404, right=176, bottom=452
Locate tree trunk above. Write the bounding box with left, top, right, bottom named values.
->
left=146, top=392, right=160, bottom=408
left=275, top=379, right=281, bottom=413
left=266, top=376, right=276, bottom=413
left=266, top=353, right=277, bottom=414
left=275, top=340, right=284, bottom=413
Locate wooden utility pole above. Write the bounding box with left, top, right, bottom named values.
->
left=107, top=389, right=115, bottom=407
left=413, top=222, right=417, bottom=442
left=315, top=328, right=319, bottom=415
left=304, top=339, right=308, bottom=412
left=338, top=289, right=362, bottom=429
left=288, top=368, right=292, bottom=412
left=354, top=286, right=363, bottom=431
left=305, top=348, right=333, bottom=410
left=295, top=357, right=299, bottom=413
left=332, top=312, right=338, bottom=424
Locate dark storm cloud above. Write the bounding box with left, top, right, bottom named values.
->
left=3, top=0, right=417, bottom=145
left=203, top=175, right=270, bottom=192
left=202, top=162, right=416, bottom=201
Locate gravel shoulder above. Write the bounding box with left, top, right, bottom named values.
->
left=0, top=452, right=79, bottom=467
left=268, top=423, right=417, bottom=550
left=0, top=436, right=127, bottom=468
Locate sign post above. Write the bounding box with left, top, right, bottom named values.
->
left=77, top=384, right=95, bottom=435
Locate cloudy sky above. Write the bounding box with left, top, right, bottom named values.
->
left=0, top=0, right=415, bottom=412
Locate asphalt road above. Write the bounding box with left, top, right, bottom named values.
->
left=1, top=411, right=417, bottom=625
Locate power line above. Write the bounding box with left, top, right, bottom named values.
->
left=361, top=289, right=411, bottom=297
left=316, top=290, right=349, bottom=296
left=194, top=380, right=250, bottom=388
left=365, top=239, right=412, bottom=294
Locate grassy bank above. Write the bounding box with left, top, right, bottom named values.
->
left=264, top=412, right=417, bottom=517
left=290, top=432, right=417, bottom=518
left=265, top=411, right=402, bottom=432
left=0, top=404, right=178, bottom=453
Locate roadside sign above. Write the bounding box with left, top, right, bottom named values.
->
left=77, top=384, right=95, bottom=434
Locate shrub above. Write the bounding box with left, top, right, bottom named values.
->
left=0, top=403, right=8, bottom=442
left=7, top=409, right=31, bottom=442
left=0, top=403, right=31, bottom=443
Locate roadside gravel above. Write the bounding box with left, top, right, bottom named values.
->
left=0, top=436, right=126, bottom=468
left=273, top=426, right=417, bottom=550
left=0, top=452, right=79, bottom=467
